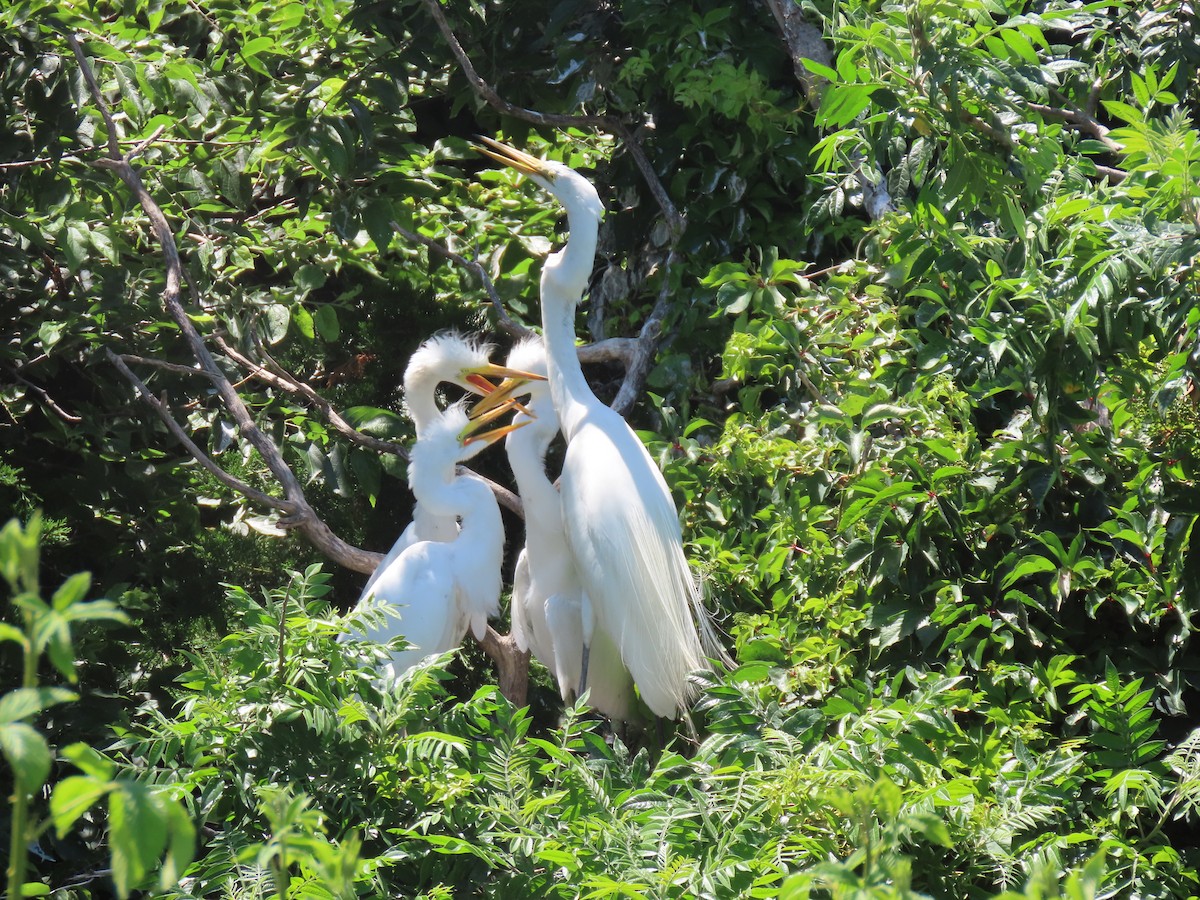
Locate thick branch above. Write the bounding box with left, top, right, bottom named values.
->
left=477, top=626, right=530, bottom=707
left=1026, top=99, right=1123, bottom=153
left=611, top=250, right=678, bottom=417
left=70, top=34, right=380, bottom=575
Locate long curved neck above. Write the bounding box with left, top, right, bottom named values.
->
left=540, top=217, right=601, bottom=440
left=404, top=374, right=440, bottom=438
left=507, top=427, right=561, bottom=536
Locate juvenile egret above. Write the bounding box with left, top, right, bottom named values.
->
left=504, top=336, right=635, bottom=721
left=345, top=399, right=525, bottom=678
left=359, top=332, right=543, bottom=602
left=478, top=138, right=724, bottom=718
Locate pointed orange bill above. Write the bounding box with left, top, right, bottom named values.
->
left=473, top=136, right=551, bottom=178
left=469, top=376, right=540, bottom=418
left=460, top=401, right=531, bottom=446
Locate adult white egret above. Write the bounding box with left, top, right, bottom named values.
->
left=477, top=138, right=725, bottom=718
left=345, top=399, right=525, bottom=678
left=359, top=332, right=542, bottom=602
left=504, top=336, right=635, bottom=721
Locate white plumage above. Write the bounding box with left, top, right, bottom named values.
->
left=504, top=336, right=634, bottom=721
left=478, top=139, right=724, bottom=718
left=344, top=400, right=511, bottom=678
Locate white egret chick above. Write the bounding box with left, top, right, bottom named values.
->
left=504, top=336, right=635, bottom=721
left=345, top=399, right=526, bottom=679
left=360, top=332, right=544, bottom=602
left=477, top=138, right=725, bottom=718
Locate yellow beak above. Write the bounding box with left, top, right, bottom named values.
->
left=474, top=136, right=553, bottom=179
left=460, top=400, right=530, bottom=446
left=463, top=362, right=545, bottom=418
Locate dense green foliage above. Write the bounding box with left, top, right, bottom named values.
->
left=4, top=0, right=1200, bottom=895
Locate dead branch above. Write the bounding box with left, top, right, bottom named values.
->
left=611, top=249, right=679, bottom=417
left=70, top=34, right=381, bottom=576
left=1027, top=98, right=1123, bottom=153
left=392, top=221, right=532, bottom=341
left=4, top=366, right=82, bottom=424
left=107, top=349, right=294, bottom=512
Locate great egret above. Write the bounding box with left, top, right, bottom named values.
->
left=504, top=336, right=635, bottom=721
left=345, top=399, right=525, bottom=678
left=359, top=332, right=542, bottom=602
left=477, top=138, right=724, bottom=718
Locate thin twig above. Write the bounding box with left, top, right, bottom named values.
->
left=393, top=220, right=636, bottom=366
left=419, top=0, right=683, bottom=232
left=612, top=122, right=685, bottom=237
left=118, top=354, right=208, bottom=378
left=393, top=221, right=531, bottom=341
left=215, top=334, right=405, bottom=456
left=107, top=349, right=291, bottom=510
left=420, top=0, right=611, bottom=133
left=4, top=366, right=82, bottom=424
left=221, top=332, right=527, bottom=517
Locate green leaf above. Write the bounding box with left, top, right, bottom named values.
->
left=344, top=406, right=405, bottom=439
left=292, top=305, right=315, bottom=340
left=109, top=782, right=169, bottom=899
left=313, top=305, right=340, bottom=341
left=61, top=741, right=117, bottom=780
left=20, top=883, right=51, bottom=897
left=51, top=571, right=91, bottom=610
left=0, top=721, right=52, bottom=790
left=294, top=264, right=327, bottom=292
left=0, top=687, right=77, bottom=724
left=38, top=321, right=65, bottom=352
left=903, top=811, right=954, bottom=847
left=364, top=197, right=395, bottom=251
left=158, top=800, right=197, bottom=890
left=1002, top=555, right=1057, bottom=588
left=50, top=774, right=112, bottom=837
left=1101, top=100, right=1143, bottom=125
left=262, top=303, right=291, bottom=345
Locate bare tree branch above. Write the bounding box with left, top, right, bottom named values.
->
left=611, top=249, right=679, bottom=417
left=118, top=354, right=208, bottom=378
left=70, top=34, right=381, bottom=576
left=1027, top=98, right=1123, bottom=153
left=4, top=366, right=82, bottom=424
left=106, top=349, right=294, bottom=512
left=611, top=122, right=685, bottom=237
left=420, top=0, right=611, bottom=133
left=393, top=221, right=532, bottom=341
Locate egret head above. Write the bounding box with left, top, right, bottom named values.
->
left=475, top=137, right=605, bottom=225
left=504, top=335, right=558, bottom=430
left=403, top=332, right=545, bottom=427
left=413, top=398, right=528, bottom=472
